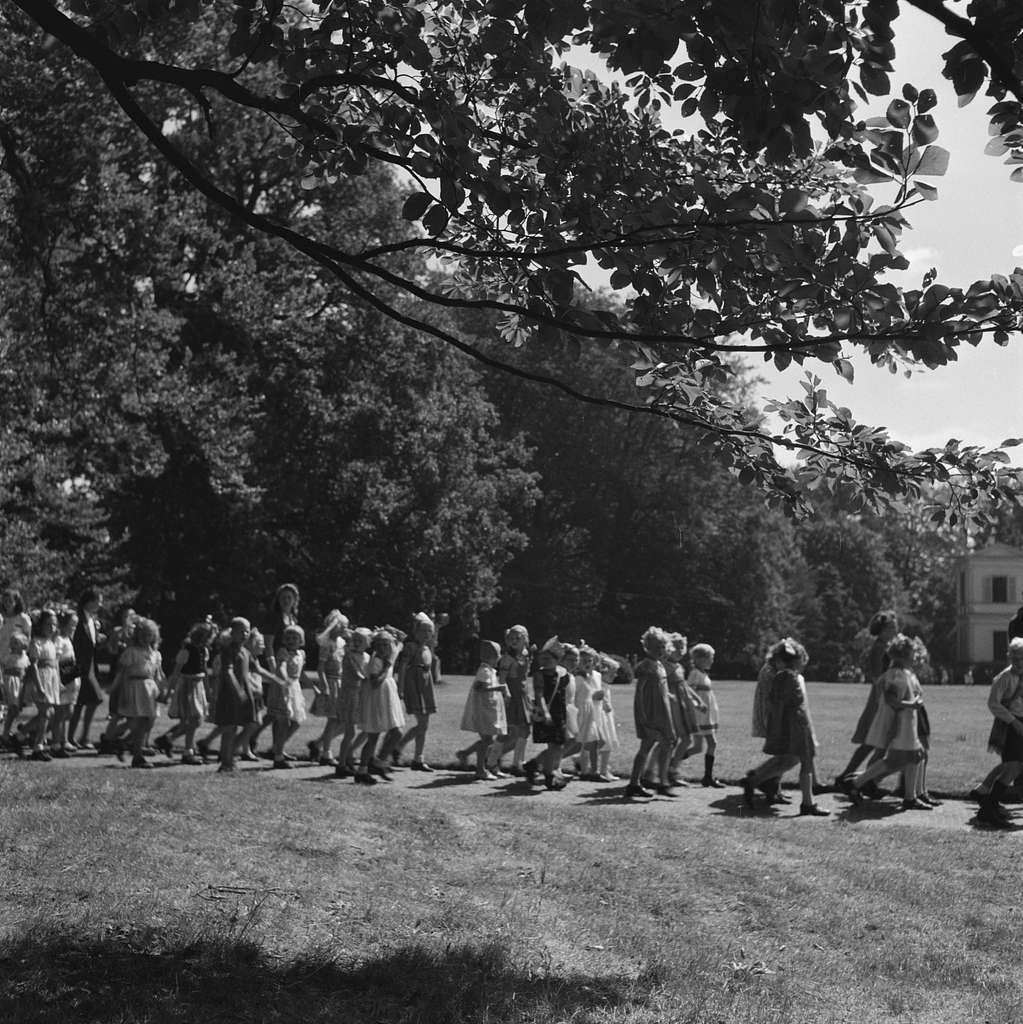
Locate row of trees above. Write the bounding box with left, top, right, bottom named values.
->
left=0, top=5, right=1015, bottom=674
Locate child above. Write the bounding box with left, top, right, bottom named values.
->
left=97, top=605, right=138, bottom=757
left=836, top=610, right=899, bottom=792
left=665, top=633, right=702, bottom=786
left=559, top=644, right=602, bottom=779
left=974, top=637, right=1023, bottom=827
left=25, top=609, right=62, bottom=762
left=112, top=617, right=165, bottom=769
left=487, top=625, right=533, bottom=776
left=593, top=655, right=622, bottom=782
left=457, top=640, right=509, bottom=780
left=211, top=618, right=259, bottom=773
left=334, top=627, right=370, bottom=778
left=847, top=633, right=933, bottom=810
left=68, top=587, right=104, bottom=750
left=268, top=624, right=308, bottom=769
left=627, top=627, right=677, bottom=798
left=1, top=631, right=29, bottom=749
left=310, top=610, right=349, bottom=767
left=742, top=638, right=829, bottom=816
left=156, top=620, right=217, bottom=765
left=523, top=637, right=574, bottom=791
left=51, top=608, right=81, bottom=757
left=355, top=629, right=405, bottom=784
left=394, top=612, right=440, bottom=771
left=687, top=643, right=723, bottom=788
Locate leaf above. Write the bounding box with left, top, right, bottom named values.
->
left=401, top=191, right=432, bottom=220
left=833, top=358, right=854, bottom=383
left=917, top=88, right=937, bottom=113
left=902, top=83, right=919, bottom=103
left=913, top=181, right=938, bottom=200
left=422, top=204, right=450, bottom=236
left=914, top=145, right=950, bottom=176
left=911, top=114, right=938, bottom=145
left=852, top=165, right=894, bottom=185
left=886, top=98, right=911, bottom=128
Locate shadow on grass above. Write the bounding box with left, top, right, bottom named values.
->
left=0, top=928, right=641, bottom=1024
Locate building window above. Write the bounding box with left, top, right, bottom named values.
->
left=995, top=631, right=1009, bottom=662
left=993, top=576, right=1010, bottom=603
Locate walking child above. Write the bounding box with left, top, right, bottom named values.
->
left=487, top=625, right=532, bottom=776
left=310, top=610, right=350, bottom=766
left=742, top=638, right=829, bottom=816
left=394, top=612, right=440, bottom=771
left=355, top=629, right=405, bottom=784
left=268, top=624, right=307, bottom=769
left=456, top=639, right=509, bottom=780
left=627, top=627, right=677, bottom=798
left=686, top=643, right=723, bottom=787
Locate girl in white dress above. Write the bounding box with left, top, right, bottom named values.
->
left=26, top=610, right=62, bottom=762
left=269, top=624, right=307, bottom=769
left=456, top=640, right=508, bottom=780
left=51, top=609, right=81, bottom=756
left=113, top=618, right=165, bottom=769
left=355, top=630, right=405, bottom=784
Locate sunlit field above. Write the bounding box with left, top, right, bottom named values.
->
left=2, top=678, right=1018, bottom=1024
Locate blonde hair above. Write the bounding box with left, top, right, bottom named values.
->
left=641, top=626, right=670, bottom=651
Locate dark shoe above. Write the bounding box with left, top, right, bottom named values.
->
left=130, top=756, right=152, bottom=769
left=655, top=784, right=681, bottom=797
left=51, top=748, right=71, bottom=759
left=319, top=756, right=338, bottom=767
left=625, top=782, right=653, bottom=798
left=742, top=772, right=756, bottom=809
left=334, top=764, right=353, bottom=779
left=97, top=736, right=113, bottom=756
left=354, top=771, right=377, bottom=785
left=848, top=784, right=864, bottom=807
left=272, top=759, right=292, bottom=770
left=410, top=760, right=434, bottom=772
left=919, top=792, right=943, bottom=807
left=155, top=735, right=174, bottom=757
left=196, top=739, right=211, bottom=760
left=833, top=776, right=852, bottom=794
left=29, top=749, right=52, bottom=762
left=977, top=799, right=1012, bottom=827
left=522, top=760, right=538, bottom=784
left=702, top=777, right=725, bottom=789
left=307, top=740, right=321, bottom=762
left=390, top=748, right=401, bottom=767
left=862, top=781, right=884, bottom=800
left=545, top=776, right=566, bottom=791
left=506, top=764, right=524, bottom=777
left=369, top=759, right=392, bottom=780
left=181, top=754, right=203, bottom=766
left=901, top=798, right=933, bottom=811
left=800, top=803, right=831, bottom=817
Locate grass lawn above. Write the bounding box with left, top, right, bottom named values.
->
left=2, top=679, right=1018, bottom=1024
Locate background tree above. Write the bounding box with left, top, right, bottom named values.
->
left=6, top=0, right=1023, bottom=520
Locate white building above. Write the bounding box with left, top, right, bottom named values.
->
left=955, top=542, right=1023, bottom=666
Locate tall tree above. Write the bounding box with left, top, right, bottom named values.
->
left=6, top=0, right=1023, bottom=519
left=0, top=12, right=536, bottom=639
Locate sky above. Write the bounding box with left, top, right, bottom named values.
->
left=754, top=4, right=1023, bottom=456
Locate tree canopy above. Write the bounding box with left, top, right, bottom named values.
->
left=8, top=0, right=1023, bottom=524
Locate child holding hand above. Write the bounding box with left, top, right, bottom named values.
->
left=687, top=643, right=723, bottom=788
left=457, top=640, right=509, bottom=780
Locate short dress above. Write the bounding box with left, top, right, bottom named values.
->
left=212, top=645, right=259, bottom=726
left=460, top=665, right=507, bottom=735
left=688, top=668, right=719, bottom=736
left=117, top=646, right=163, bottom=718
left=56, top=635, right=81, bottom=707
left=864, top=667, right=926, bottom=766
left=268, top=648, right=307, bottom=724
left=762, top=669, right=818, bottom=764
left=532, top=666, right=572, bottom=745
left=169, top=642, right=209, bottom=725
left=339, top=650, right=367, bottom=722
left=499, top=651, right=532, bottom=731
left=851, top=639, right=889, bottom=745
left=401, top=642, right=438, bottom=715
left=666, top=662, right=700, bottom=741
left=633, top=657, right=673, bottom=741
left=28, top=638, right=62, bottom=706
left=1, top=652, right=28, bottom=708
left=359, top=655, right=406, bottom=732
left=314, top=638, right=345, bottom=718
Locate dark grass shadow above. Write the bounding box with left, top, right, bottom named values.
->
left=835, top=799, right=905, bottom=822
left=707, top=792, right=784, bottom=817
left=407, top=772, right=490, bottom=790
left=0, top=928, right=643, bottom=1024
